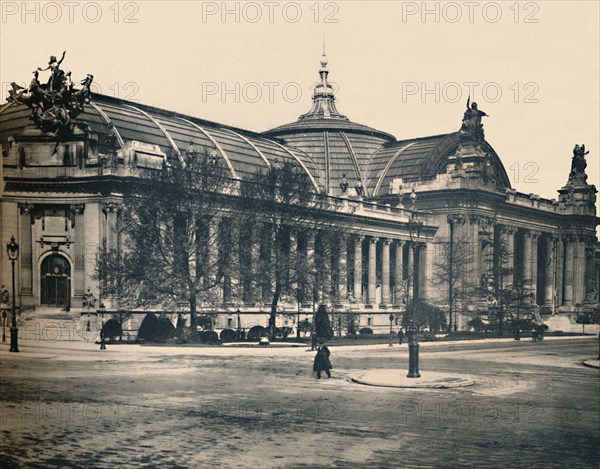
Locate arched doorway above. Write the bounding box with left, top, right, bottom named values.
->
left=40, top=254, right=71, bottom=307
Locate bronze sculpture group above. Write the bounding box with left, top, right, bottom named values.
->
left=7, top=52, right=94, bottom=137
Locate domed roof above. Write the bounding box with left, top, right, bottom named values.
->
left=262, top=53, right=396, bottom=196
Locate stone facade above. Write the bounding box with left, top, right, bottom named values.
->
left=1, top=55, right=598, bottom=337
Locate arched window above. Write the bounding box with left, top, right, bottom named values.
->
left=40, top=254, right=71, bottom=307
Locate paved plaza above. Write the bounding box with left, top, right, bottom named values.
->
left=1, top=336, right=598, bottom=468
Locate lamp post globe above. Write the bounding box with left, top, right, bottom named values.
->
left=6, top=236, right=19, bottom=353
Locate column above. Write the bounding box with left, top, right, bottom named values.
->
left=543, top=236, right=556, bottom=307
left=18, top=203, right=34, bottom=298
left=394, top=241, right=403, bottom=305
left=531, top=231, right=540, bottom=304
left=223, top=219, right=239, bottom=304
left=381, top=239, right=391, bottom=306
left=523, top=231, right=533, bottom=304
left=289, top=228, right=298, bottom=302
left=481, top=218, right=494, bottom=279
left=321, top=233, right=332, bottom=304
left=337, top=235, right=348, bottom=304
left=260, top=223, right=272, bottom=304
left=206, top=216, right=220, bottom=292
left=367, top=237, right=377, bottom=305
left=101, top=202, right=120, bottom=306
left=470, top=215, right=481, bottom=286
left=70, top=204, right=86, bottom=301
left=353, top=236, right=363, bottom=303
left=416, top=243, right=427, bottom=300
left=240, top=225, right=251, bottom=304
left=563, top=236, right=574, bottom=306
left=555, top=238, right=564, bottom=307
left=574, top=236, right=586, bottom=305
left=303, top=230, right=316, bottom=308
left=584, top=237, right=595, bottom=304
left=501, top=226, right=515, bottom=288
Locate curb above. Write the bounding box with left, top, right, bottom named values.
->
left=582, top=360, right=600, bottom=369
left=349, top=370, right=475, bottom=389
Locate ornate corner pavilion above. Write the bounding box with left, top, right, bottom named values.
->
left=1, top=53, right=598, bottom=336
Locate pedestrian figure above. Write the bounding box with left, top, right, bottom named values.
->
left=398, top=329, right=404, bottom=345
left=313, top=342, right=332, bottom=379
left=310, top=332, right=318, bottom=351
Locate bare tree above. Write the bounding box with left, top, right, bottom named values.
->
left=238, top=161, right=342, bottom=341
left=480, top=235, right=534, bottom=338
left=432, top=230, right=476, bottom=332
left=95, top=147, right=235, bottom=330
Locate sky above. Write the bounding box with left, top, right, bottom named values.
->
left=1, top=0, right=598, bottom=203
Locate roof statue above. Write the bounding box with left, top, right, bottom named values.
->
left=568, top=144, right=589, bottom=185
left=458, top=96, right=489, bottom=154
left=459, top=96, right=488, bottom=146
left=7, top=51, right=94, bottom=137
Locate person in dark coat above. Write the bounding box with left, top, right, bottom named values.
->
left=398, top=329, right=404, bottom=345
left=313, top=342, right=332, bottom=379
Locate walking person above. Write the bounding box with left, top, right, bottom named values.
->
left=313, top=342, right=332, bottom=379
left=398, top=329, right=404, bottom=345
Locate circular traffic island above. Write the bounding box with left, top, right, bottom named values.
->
left=350, top=369, right=475, bottom=389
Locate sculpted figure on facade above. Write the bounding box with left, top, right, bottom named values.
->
left=459, top=96, right=488, bottom=147
left=568, top=144, right=589, bottom=185
left=7, top=52, right=94, bottom=138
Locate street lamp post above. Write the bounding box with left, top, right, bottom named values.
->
left=7, top=236, right=19, bottom=353
left=2, top=311, right=6, bottom=342
left=388, top=314, right=394, bottom=347
left=406, top=190, right=422, bottom=378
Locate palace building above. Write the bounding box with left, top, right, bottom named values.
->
left=1, top=54, right=598, bottom=337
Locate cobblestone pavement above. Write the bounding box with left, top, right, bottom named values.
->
left=0, top=337, right=598, bottom=468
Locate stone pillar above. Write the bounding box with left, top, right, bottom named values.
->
left=101, top=202, right=120, bottom=306
left=381, top=239, right=391, bottom=306
left=303, top=230, right=316, bottom=308
left=501, top=226, right=516, bottom=288
left=530, top=231, right=540, bottom=304
left=223, top=219, right=239, bottom=304
left=481, top=218, right=494, bottom=279
left=367, top=237, right=378, bottom=305
left=417, top=242, right=427, bottom=300
left=574, top=236, right=586, bottom=305
left=563, top=236, right=575, bottom=306
left=70, top=204, right=86, bottom=302
left=18, top=203, right=34, bottom=299
left=555, top=238, right=564, bottom=307
left=394, top=241, right=403, bottom=305
left=322, top=233, right=332, bottom=304
left=469, top=215, right=481, bottom=286
left=584, top=237, right=596, bottom=304
left=543, top=236, right=556, bottom=307
left=337, top=235, right=348, bottom=304
left=260, top=223, right=272, bottom=304
left=523, top=231, right=533, bottom=304
left=353, top=236, right=363, bottom=303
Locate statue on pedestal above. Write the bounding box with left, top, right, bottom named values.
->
left=568, top=144, right=589, bottom=185
left=459, top=96, right=488, bottom=146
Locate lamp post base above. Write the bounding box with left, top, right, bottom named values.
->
left=9, top=325, right=19, bottom=352
left=407, top=339, right=420, bottom=378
